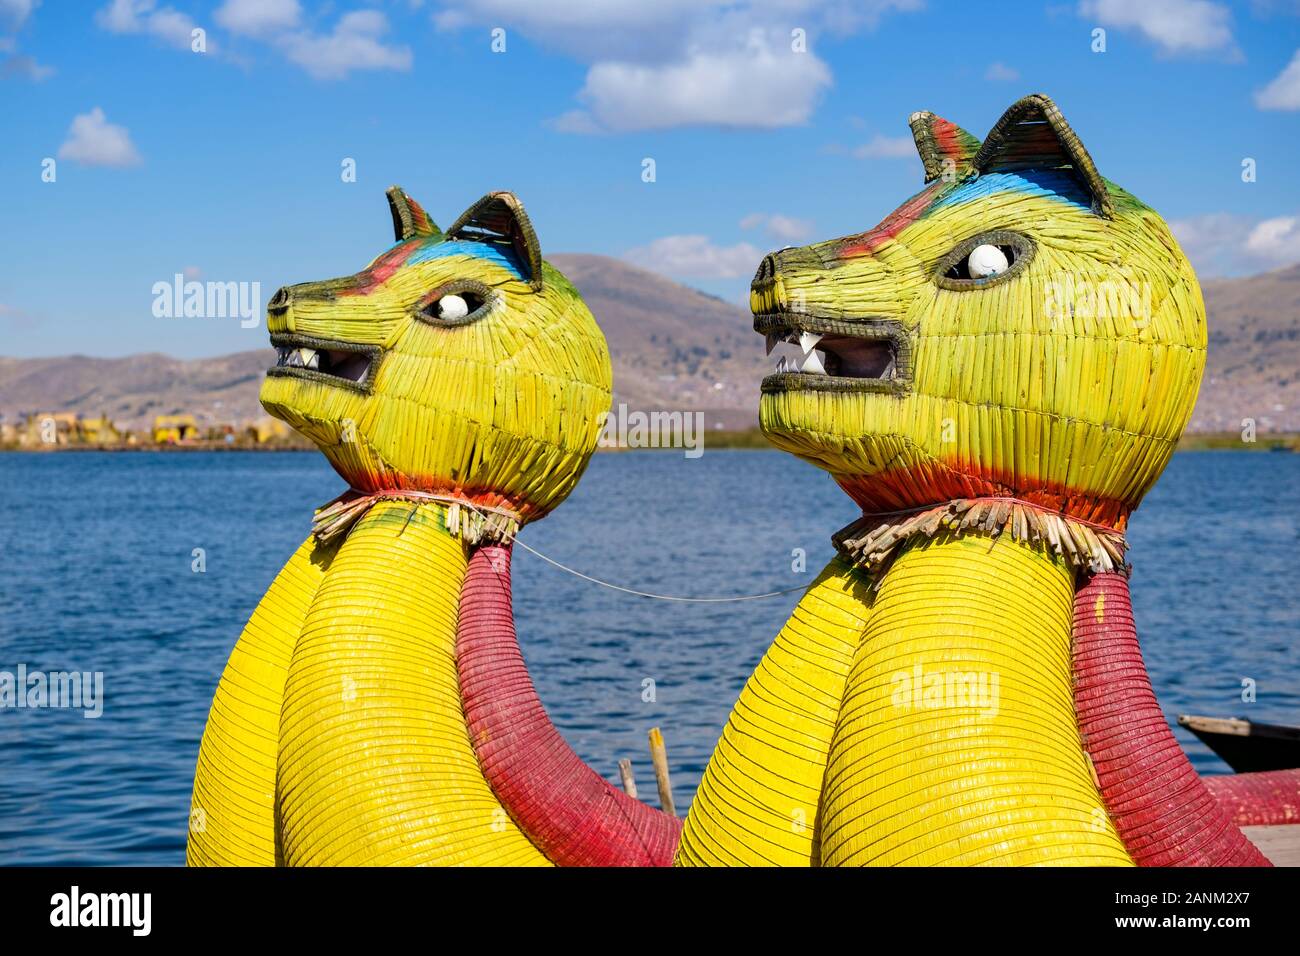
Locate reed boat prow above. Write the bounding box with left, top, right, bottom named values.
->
left=1179, top=714, right=1300, bottom=774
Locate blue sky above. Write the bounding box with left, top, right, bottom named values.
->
left=2, top=0, right=1298, bottom=358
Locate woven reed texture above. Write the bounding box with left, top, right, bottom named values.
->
left=260, top=190, right=612, bottom=527
left=1204, top=770, right=1300, bottom=826
left=834, top=496, right=1127, bottom=578
left=819, top=533, right=1131, bottom=866
left=1072, top=572, right=1269, bottom=866
left=457, top=544, right=681, bottom=865
left=188, top=535, right=332, bottom=866
left=276, top=502, right=550, bottom=866
left=693, top=95, right=1222, bottom=865
left=973, top=93, right=1113, bottom=218
left=908, top=111, right=980, bottom=183
left=675, top=558, right=876, bottom=866
left=190, top=188, right=621, bottom=865
left=754, top=96, right=1206, bottom=533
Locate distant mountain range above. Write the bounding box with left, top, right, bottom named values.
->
left=1192, top=263, right=1300, bottom=433
left=1, top=256, right=1297, bottom=433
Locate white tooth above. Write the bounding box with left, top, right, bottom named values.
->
left=776, top=356, right=789, bottom=373
left=765, top=333, right=780, bottom=355
left=304, top=349, right=320, bottom=370
left=798, top=331, right=822, bottom=355
left=799, top=348, right=826, bottom=375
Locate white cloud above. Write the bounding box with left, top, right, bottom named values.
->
left=2, top=53, right=53, bottom=80
left=0, top=2, right=51, bottom=81
left=1079, top=0, right=1235, bottom=56
left=852, top=134, right=915, bottom=159
left=215, top=0, right=300, bottom=37
left=434, top=1, right=920, bottom=132
left=280, top=10, right=412, bottom=80
left=548, top=109, right=602, bottom=135
left=985, top=61, right=1019, bottom=82
left=740, top=212, right=814, bottom=242
left=0, top=302, right=39, bottom=330
left=624, top=235, right=765, bottom=279
left=1171, top=212, right=1300, bottom=276
left=97, top=2, right=411, bottom=82
left=0, top=0, right=37, bottom=29
left=433, top=0, right=707, bottom=61
left=1245, top=216, right=1300, bottom=262
left=568, top=34, right=832, bottom=132
left=96, top=0, right=200, bottom=50
left=57, top=107, right=142, bottom=167
left=1256, top=49, right=1300, bottom=110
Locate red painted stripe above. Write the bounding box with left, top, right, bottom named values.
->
left=456, top=544, right=682, bottom=866
left=1205, top=769, right=1300, bottom=827
left=1072, top=572, right=1270, bottom=866
left=335, top=242, right=419, bottom=297
left=836, top=460, right=1134, bottom=531
left=931, top=118, right=962, bottom=158
left=343, top=478, right=544, bottom=524
left=837, top=181, right=943, bottom=257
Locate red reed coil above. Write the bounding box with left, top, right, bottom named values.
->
left=1204, top=769, right=1300, bottom=827
left=456, top=543, right=681, bottom=866
left=1072, top=572, right=1270, bottom=866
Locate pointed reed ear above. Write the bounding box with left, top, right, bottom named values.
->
left=386, top=186, right=441, bottom=242
left=973, top=94, right=1113, bottom=217
left=446, top=191, right=543, bottom=290
left=908, top=111, right=981, bottom=183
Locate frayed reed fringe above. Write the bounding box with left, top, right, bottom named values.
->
left=312, top=488, right=521, bottom=546
left=832, top=497, right=1127, bottom=584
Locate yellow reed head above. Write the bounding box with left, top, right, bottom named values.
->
left=753, top=95, right=1206, bottom=529
left=260, top=188, right=612, bottom=524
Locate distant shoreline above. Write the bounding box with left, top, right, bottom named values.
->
left=3, top=430, right=1297, bottom=454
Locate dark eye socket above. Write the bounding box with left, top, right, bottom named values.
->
left=935, top=231, right=1035, bottom=289
left=943, top=244, right=1015, bottom=280
left=414, top=282, right=493, bottom=325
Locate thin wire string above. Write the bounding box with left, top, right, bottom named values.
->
left=505, top=534, right=808, bottom=603
left=327, top=488, right=1121, bottom=605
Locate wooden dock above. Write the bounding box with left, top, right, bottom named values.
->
left=1243, top=825, right=1300, bottom=866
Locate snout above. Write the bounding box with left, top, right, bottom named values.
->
left=265, top=280, right=341, bottom=335
left=749, top=245, right=831, bottom=321
left=750, top=253, right=790, bottom=317
left=264, top=278, right=395, bottom=347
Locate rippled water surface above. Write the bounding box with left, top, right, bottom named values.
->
left=1, top=449, right=1297, bottom=864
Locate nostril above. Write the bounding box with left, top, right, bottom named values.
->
left=754, top=255, right=778, bottom=284
left=267, top=287, right=291, bottom=313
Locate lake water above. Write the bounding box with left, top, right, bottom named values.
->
left=1, top=449, right=1297, bottom=865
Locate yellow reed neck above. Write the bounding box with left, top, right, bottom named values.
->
left=277, top=499, right=550, bottom=865
left=818, top=531, right=1133, bottom=866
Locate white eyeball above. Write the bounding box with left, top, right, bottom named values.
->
left=966, top=244, right=1010, bottom=278
left=437, top=294, right=470, bottom=320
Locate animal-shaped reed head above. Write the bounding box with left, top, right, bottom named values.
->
left=260, top=188, right=612, bottom=525
left=753, top=94, right=1205, bottom=529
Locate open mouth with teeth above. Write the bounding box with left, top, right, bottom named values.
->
left=267, top=334, right=380, bottom=392
left=754, top=315, right=910, bottom=393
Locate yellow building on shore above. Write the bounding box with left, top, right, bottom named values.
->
left=0, top=409, right=311, bottom=449
left=152, top=414, right=200, bottom=444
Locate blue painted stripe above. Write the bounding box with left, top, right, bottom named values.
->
left=405, top=239, right=527, bottom=279
left=929, top=170, right=1093, bottom=213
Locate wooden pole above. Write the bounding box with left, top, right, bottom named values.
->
left=618, top=758, right=638, bottom=799
left=648, top=727, right=676, bottom=817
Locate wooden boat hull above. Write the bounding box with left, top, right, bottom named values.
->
left=1179, top=715, right=1300, bottom=773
